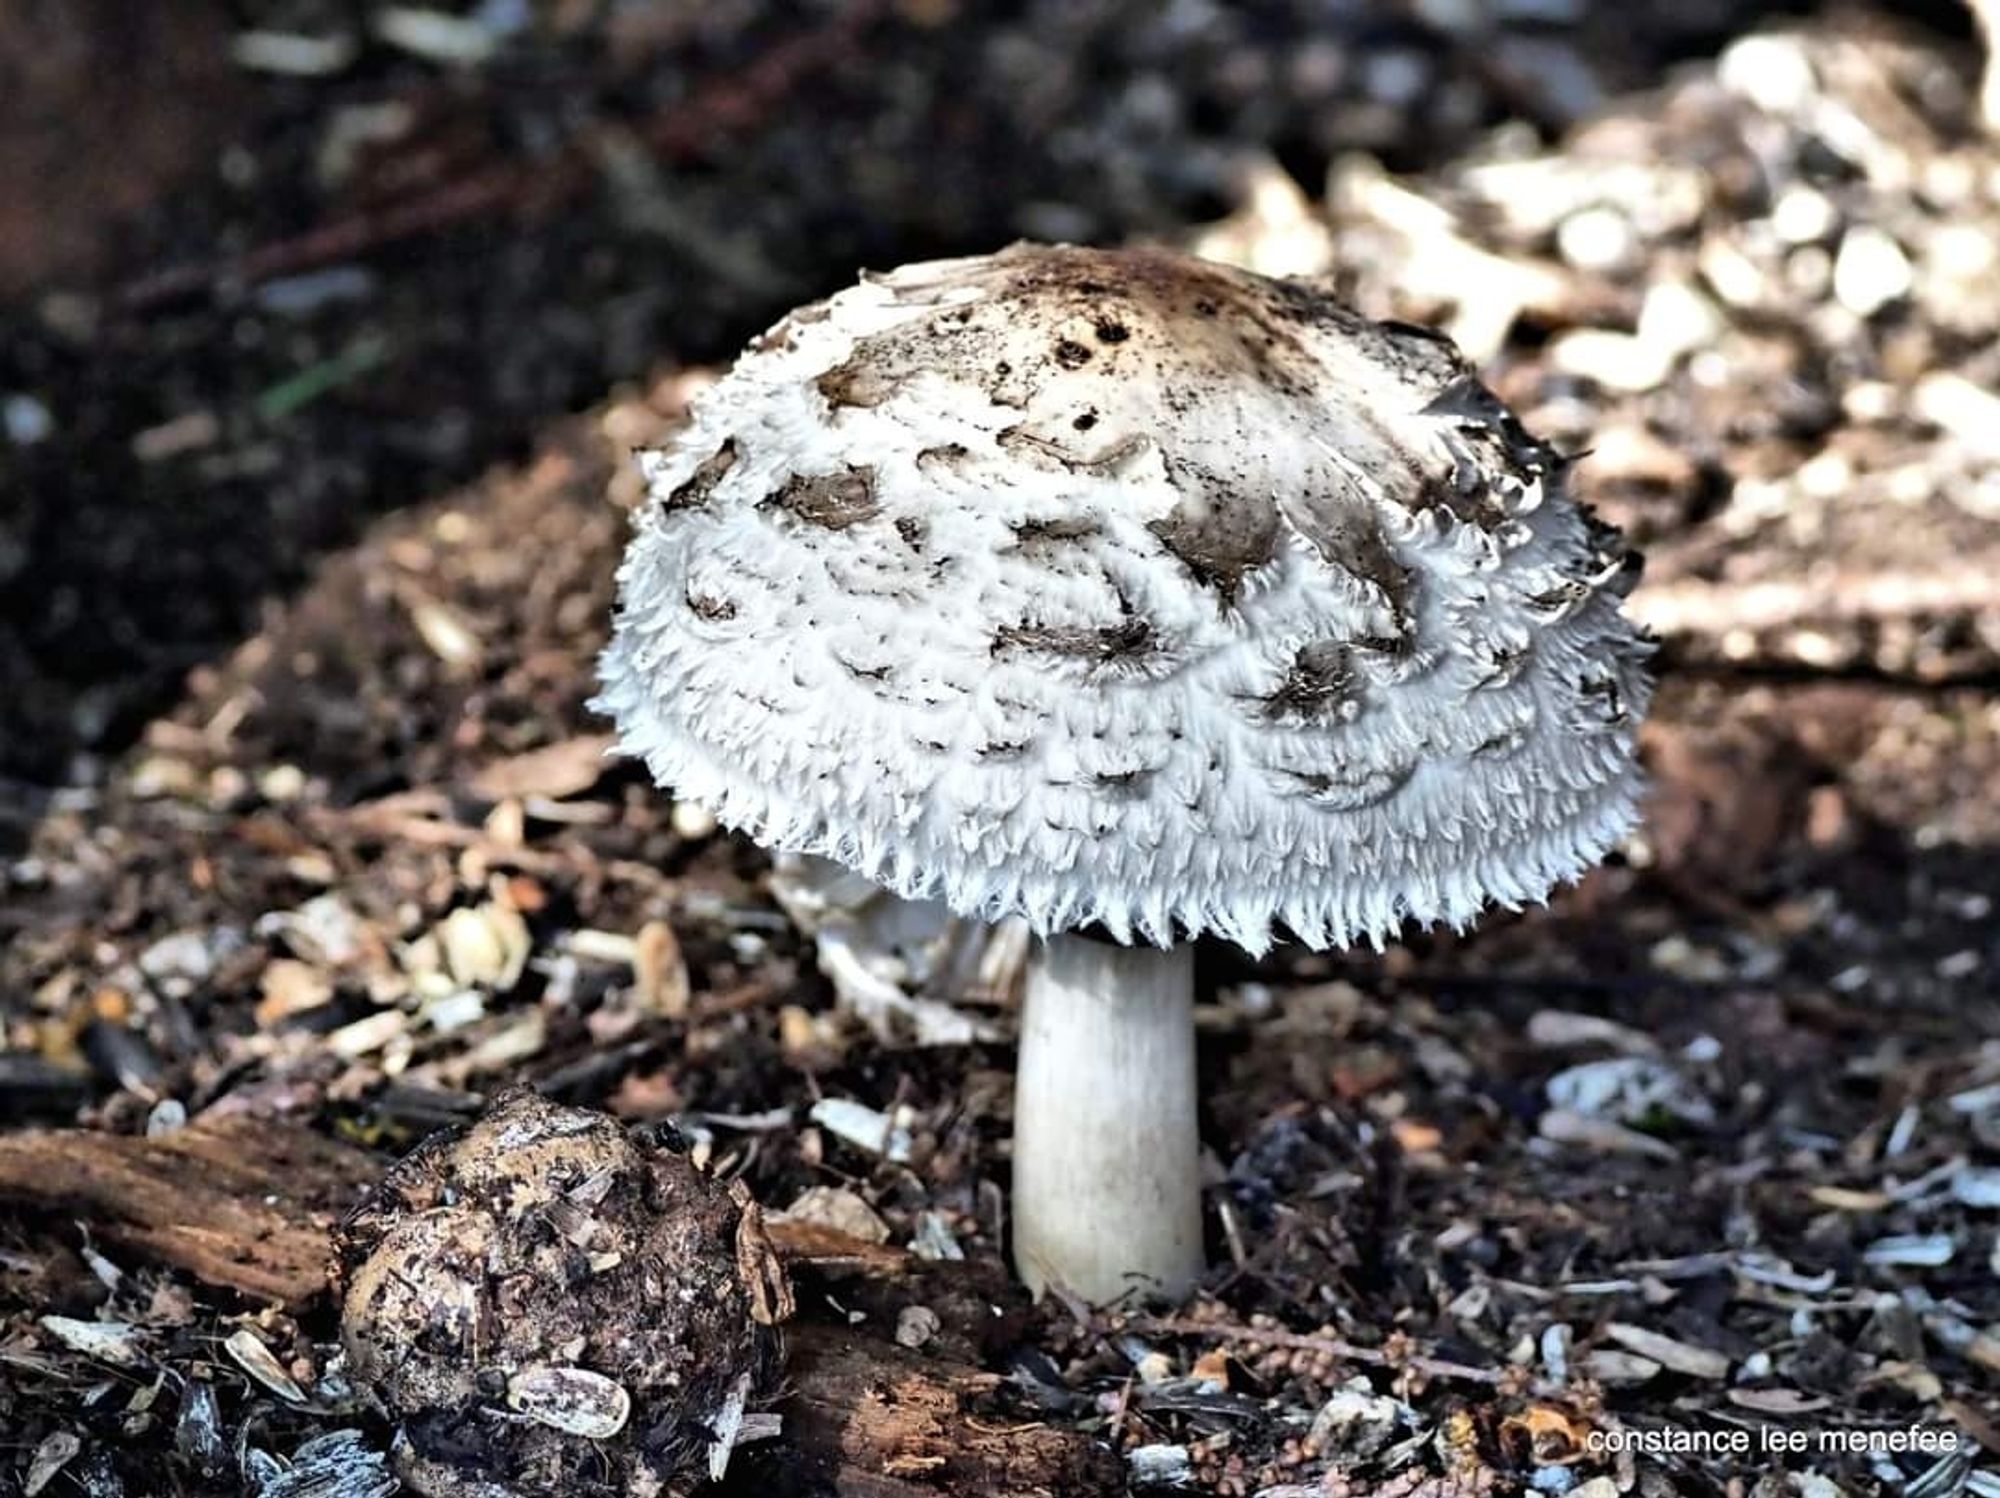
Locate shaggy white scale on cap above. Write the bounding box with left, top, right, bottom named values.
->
left=597, top=243, right=1652, bottom=956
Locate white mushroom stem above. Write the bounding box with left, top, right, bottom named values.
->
left=1012, top=934, right=1203, bottom=1304
left=1976, top=0, right=2000, bottom=135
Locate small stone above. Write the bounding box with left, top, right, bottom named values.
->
left=231, top=29, right=359, bottom=75
left=1700, top=235, right=1771, bottom=309
left=1127, top=1445, right=1193, bottom=1484
left=1557, top=207, right=1640, bottom=274
left=131, top=410, right=221, bottom=463
left=438, top=902, right=531, bottom=992
left=127, top=755, right=204, bottom=800
left=1718, top=34, right=1817, bottom=115
left=671, top=800, right=720, bottom=840
left=145, top=1098, right=188, bottom=1138
left=1538, top=1109, right=1681, bottom=1160
left=4, top=393, right=53, bottom=446
left=1550, top=329, right=1673, bottom=393
left=894, top=1305, right=941, bottom=1349
left=259, top=895, right=370, bottom=968
left=1540, top=1323, right=1572, bottom=1383
left=256, top=959, right=336, bottom=1025
left=1962, top=1168, right=2000, bottom=1209
left=259, top=764, right=308, bottom=803
left=1914, top=372, right=2000, bottom=459
left=138, top=929, right=221, bottom=987
left=1833, top=227, right=1913, bottom=317
left=1770, top=184, right=1837, bottom=244
left=1636, top=280, right=1722, bottom=362
left=1308, top=1380, right=1412, bottom=1456
left=372, top=7, right=501, bottom=66
left=405, top=595, right=482, bottom=672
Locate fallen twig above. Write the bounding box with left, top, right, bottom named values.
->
left=116, top=2, right=888, bottom=311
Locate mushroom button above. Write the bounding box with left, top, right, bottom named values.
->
left=595, top=242, right=1654, bottom=1306
left=338, top=1089, right=786, bottom=1497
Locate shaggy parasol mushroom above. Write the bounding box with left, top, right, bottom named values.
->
left=596, top=243, right=1653, bottom=1305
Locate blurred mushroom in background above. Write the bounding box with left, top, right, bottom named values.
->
left=596, top=243, right=1653, bottom=1306
left=767, top=851, right=1023, bottom=1046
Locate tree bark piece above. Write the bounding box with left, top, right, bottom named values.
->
left=780, top=1324, right=1122, bottom=1498
left=0, top=1115, right=380, bottom=1308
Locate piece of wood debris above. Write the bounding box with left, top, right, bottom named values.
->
left=765, top=1217, right=913, bottom=1276
left=0, top=1116, right=380, bottom=1308
left=1602, top=1322, right=1731, bottom=1380
left=783, top=1324, right=1123, bottom=1496
left=468, top=734, right=616, bottom=802
left=1580, top=1349, right=1661, bottom=1386
left=1537, top=1108, right=1681, bottom=1160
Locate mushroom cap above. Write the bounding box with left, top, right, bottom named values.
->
left=596, top=244, right=1653, bottom=954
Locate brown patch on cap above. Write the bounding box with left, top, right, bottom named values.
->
left=686, top=591, right=737, bottom=621
left=663, top=440, right=737, bottom=512
left=766, top=466, right=879, bottom=529
left=997, top=424, right=1150, bottom=476
left=1578, top=672, right=1633, bottom=728
left=1007, top=516, right=1100, bottom=551
left=1263, top=642, right=1357, bottom=721
left=748, top=301, right=831, bottom=354
left=1093, top=767, right=1157, bottom=795
left=1419, top=374, right=1574, bottom=532
left=994, top=614, right=1157, bottom=664
left=915, top=442, right=972, bottom=473
left=1149, top=460, right=1281, bottom=603
left=830, top=244, right=1407, bottom=422
left=815, top=358, right=897, bottom=410
left=1286, top=763, right=1416, bottom=810
left=1425, top=465, right=1512, bottom=531
left=1289, top=495, right=1416, bottom=634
